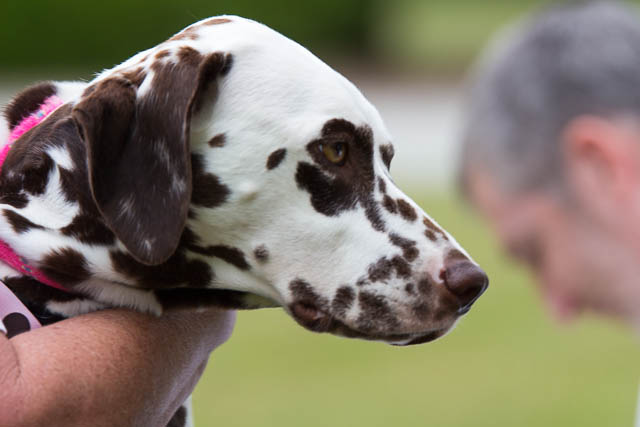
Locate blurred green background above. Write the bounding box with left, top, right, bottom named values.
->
left=1, top=1, right=639, bottom=426
left=195, top=192, right=640, bottom=427
left=0, top=0, right=558, bottom=76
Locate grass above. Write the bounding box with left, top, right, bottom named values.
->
left=193, top=191, right=640, bottom=426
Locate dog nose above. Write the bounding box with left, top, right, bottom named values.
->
left=442, top=260, right=488, bottom=313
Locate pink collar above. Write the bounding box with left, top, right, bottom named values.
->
left=0, top=95, right=69, bottom=292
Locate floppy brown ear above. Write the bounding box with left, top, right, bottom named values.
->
left=72, top=50, right=232, bottom=265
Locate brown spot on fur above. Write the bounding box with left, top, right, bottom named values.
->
left=364, top=200, right=385, bottom=232
left=266, top=148, right=287, bottom=170
left=357, top=291, right=399, bottom=331
left=396, top=199, right=417, bottom=222
left=196, top=53, right=233, bottom=111
left=446, top=249, right=469, bottom=263
left=208, top=133, right=226, bottom=148
left=332, top=286, right=355, bottom=317
left=3, top=210, right=43, bottom=233
left=190, top=244, right=249, bottom=270
left=40, top=247, right=92, bottom=286
left=61, top=214, right=115, bottom=245
left=378, top=177, right=387, bottom=194
left=104, top=227, right=216, bottom=289
left=155, top=50, right=171, bottom=59
left=379, top=144, right=394, bottom=170
left=169, top=26, right=200, bottom=42
left=388, top=233, right=419, bottom=262
left=253, top=245, right=269, bottom=263
left=289, top=279, right=331, bottom=332
left=412, top=303, right=430, bottom=320
left=391, top=255, right=411, bottom=278
left=423, top=216, right=448, bottom=241
left=289, top=279, right=326, bottom=305
left=121, top=67, right=147, bottom=88
left=368, top=257, right=393, bottom=283
left=177, top=46, right=201, bottom=65
left=24, top=154, right=54, bottom=196
left=203, top=17, right=232, bottom=25
left=191, top=153, right=230, bottom=208
left=4, top=82, right=56, bottom=130
left=417, top=276, right=436, bottom=296
left=405, top=283, right=415, bottom=294
left=356, top=277, right=369, bottom=287
left=111, top=249, right=214, bottom=289
left=382, top=195, right=397, bottom=214
left=0, top=193, right=28, bottom=209
left=170, top=32, right=198, bottom=41
left=219, top=53, right=234, bottom=76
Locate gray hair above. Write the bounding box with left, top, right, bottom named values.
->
left=460, top=0, right=640, bottom=195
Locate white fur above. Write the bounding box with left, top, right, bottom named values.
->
left=1, top=15, right=480, bottom=339
left=54, top=81, right=87, bottom=105
left=1, top=166, right=79, bottom=229
left=75, top=278, right=163, bottom=315
left=0, top=116, right=8, bottom=147
left=0, top=261, right=21, bottom=279
left=46, top=298, right=107, bottom=317
left=46, top=146, right=74, bottom=170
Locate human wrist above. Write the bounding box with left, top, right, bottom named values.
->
left=162, top=308, right=237, bottom=353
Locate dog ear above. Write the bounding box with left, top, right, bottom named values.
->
left=72, top=51, right=232, bottom=265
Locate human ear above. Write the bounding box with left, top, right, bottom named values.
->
left=562, top=115, right=640, bottom=218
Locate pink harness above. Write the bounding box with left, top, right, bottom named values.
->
left=0, top=95, right=68, bottom=333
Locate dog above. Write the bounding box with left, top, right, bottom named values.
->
left=0, top=16, right=488, bottom=426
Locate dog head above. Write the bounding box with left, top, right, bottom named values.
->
left=70, top=16, right=488, bottom=345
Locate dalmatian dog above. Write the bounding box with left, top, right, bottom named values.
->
left=0, top=16, right=488, bottom=426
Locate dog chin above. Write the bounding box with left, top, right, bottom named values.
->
left=289, top=301, right=454, bottom=345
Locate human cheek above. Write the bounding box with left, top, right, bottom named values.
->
left=536, top=234, right=583, bottom=321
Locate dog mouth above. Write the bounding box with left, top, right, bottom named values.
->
left=289, top=301, right=452, bottom=346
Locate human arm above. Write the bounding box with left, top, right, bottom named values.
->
left=0, top=307, right=236, bottom=427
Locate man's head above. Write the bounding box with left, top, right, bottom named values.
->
left=460, top=0, right=640, bottom=326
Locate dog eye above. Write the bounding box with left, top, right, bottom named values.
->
left=320, top=141, right=347, bottom=165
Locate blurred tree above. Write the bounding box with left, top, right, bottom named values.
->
left=0, top=0, right=373, bottom=73
left=7, top=1, right=640, bottom=81
left=369, top=0, right=640, bottom=74
left=370, top=0, right=548, bottom=73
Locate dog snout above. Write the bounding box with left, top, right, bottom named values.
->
left=441, top=260, right=488, bottom=314
left=291, top=301, right=332, bottom=332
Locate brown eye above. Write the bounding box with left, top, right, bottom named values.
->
left=320, top=141, right=347, bottom=165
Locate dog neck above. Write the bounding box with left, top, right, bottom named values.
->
left=0, top=86, right=278, bottom=315
left=0, top=95, right=70, bottom=292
